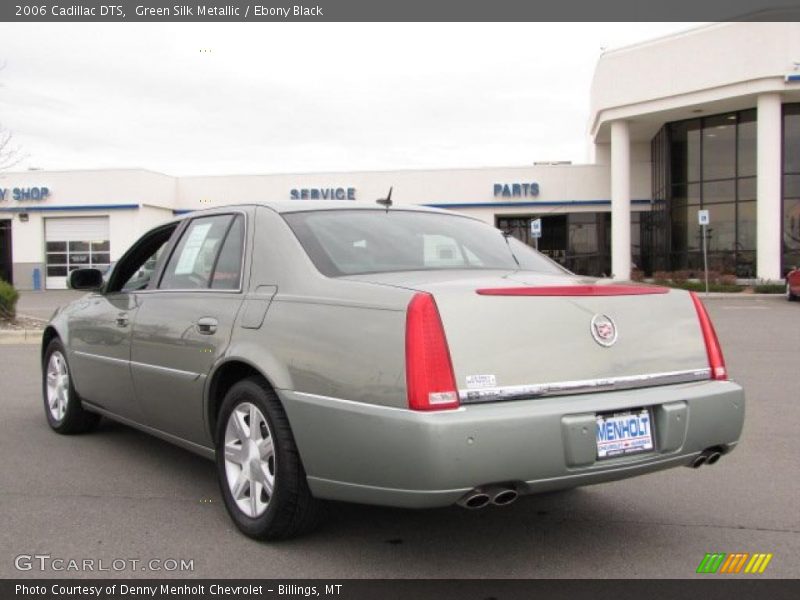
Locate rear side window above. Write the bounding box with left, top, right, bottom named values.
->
left=211, top=215, right=244, bottom=289
left=160, top=215, right=238, bottom=290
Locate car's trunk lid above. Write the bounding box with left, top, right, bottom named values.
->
left=342, top=270, right=710, bottom=401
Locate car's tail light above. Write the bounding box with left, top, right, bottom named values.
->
left=405, top=293, right=459, bottom=410
left=690, top=292, right=727, bottom=381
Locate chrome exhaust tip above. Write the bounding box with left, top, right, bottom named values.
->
left=492, top=489, right=519, bottom=506
left=706, top=451, right=722, bottom=465
left=458, top=491, right=491, bottom=509
left=691, top=454, right=708, bottom=468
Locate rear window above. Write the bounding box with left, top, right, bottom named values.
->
left=283, top=209, right=566, bottom=277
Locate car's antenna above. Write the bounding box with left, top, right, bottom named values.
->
left=376, top=187, right=393, bottom=212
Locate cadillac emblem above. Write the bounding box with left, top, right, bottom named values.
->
left=590, top=314, right=618, bottom=347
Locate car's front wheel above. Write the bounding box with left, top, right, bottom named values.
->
left=788, top=283, right=798, bottom=301
left=42, top=338, right=101, bottom=434
left=215, top=377, right=323, bottom=540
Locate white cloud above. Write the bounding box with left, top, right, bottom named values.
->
left=0, top=22, right=699, bottom=175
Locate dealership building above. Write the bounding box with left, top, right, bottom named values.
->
left=1, top=21, right=800, bottom=289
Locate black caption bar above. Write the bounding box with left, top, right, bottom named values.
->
left=2, top=0, right=800, bottom=22
left=4, top=580, right=800, bottom=600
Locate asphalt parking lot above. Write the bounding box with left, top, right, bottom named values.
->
left=0, top=295, right=798, bottom=579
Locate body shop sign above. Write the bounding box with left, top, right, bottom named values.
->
left=0, top=187, right=50, bottom=201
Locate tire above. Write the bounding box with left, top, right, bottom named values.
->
left=215, top=377, right=324, bottom=540
left=788, top=283, right=798, bottom=302
left=42, top=338, right=101, bottom=434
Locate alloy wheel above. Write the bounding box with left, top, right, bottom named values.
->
left=223, top=402, right=276, bottom=518
left=46, top=351, right=70, bottom=422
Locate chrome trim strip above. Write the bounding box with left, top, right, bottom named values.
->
left=72, top=351, right=201, bottom=380
left=458, top=368, right=712, bottom=403
left=288, top=391, right=465, bottom=414
left=72, top=351, right=128, bottom=367
left=130, top=359, right=202, bottom=380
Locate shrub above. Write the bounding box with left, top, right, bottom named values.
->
left=630, top=269, right=645, bottom=282
left=0, top=279, right=19, bottom=321
left=652, top=270, right=671, bottom=284
left=699, top=270, right=721, bottom=285
left=718, top=274, right=738, bottom=286
left=670, top=270, right=691, bottom=284
left=753, top=280, right=785, bottom=294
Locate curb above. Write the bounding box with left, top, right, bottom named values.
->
left=0, top=329, right=43, bottom=345
left=700, top=293, right=786, bottom=299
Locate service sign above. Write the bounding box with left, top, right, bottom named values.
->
left=698, top=209, right=710, bottom=225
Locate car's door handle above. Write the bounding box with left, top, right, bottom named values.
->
left=197, top=317, right=218, bottom=335
left=116, top=313, right=129, bottom=327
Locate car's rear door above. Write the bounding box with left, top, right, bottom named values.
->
left=130, top=211, right=248, bottom=446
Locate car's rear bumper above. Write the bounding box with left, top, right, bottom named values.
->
left=280, top=379, right=745, bottom=508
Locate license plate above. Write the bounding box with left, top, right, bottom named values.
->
left=595, top=408, right=654, bottom=459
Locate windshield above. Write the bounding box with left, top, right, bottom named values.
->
left=283, top=209, right=568, bottom=277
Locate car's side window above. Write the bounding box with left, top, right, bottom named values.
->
left=159, top=215, right=235, bottom=290
left=105, top=223, right=179, bottom=294
left=120, top=243, right=168, bottom=292
left=211, top=215, right=244, bottom=290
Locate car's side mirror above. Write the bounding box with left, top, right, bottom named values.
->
left=68, top=268, right=105, bottom=291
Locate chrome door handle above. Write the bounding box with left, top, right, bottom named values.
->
left=197, top=317, right=218, bottom=335
left=116, top=314, right=129, bottom=327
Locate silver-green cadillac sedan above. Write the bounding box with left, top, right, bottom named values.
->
left=41, top=201, right=745, bottom=539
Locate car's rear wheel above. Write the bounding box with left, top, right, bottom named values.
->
left=42, top=338, right=101, bottom=434
left=215, top=377, right=323, bottom=540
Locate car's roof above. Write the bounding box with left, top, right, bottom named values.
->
left=181, top=200, right=458, bottom=217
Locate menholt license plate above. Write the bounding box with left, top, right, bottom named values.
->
left=596, top=408, right=654, bottom=459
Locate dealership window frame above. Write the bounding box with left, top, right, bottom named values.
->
left=783, top=103, right=800, bottom=274
left=650, top=109, right=758, bottom=277
left=45, top=239, right=111, bottom=279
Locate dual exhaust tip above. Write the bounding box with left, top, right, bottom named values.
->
left=691, top=448, right=723, bottom=468
left=458, top=485, right=519, bottom=509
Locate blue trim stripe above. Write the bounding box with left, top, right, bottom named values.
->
left=424, top=199, right=652, bottom=209
left=0, top=203, right=139, bottom=213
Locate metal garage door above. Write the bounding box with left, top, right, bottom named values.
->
left=44, top=217, right=110, bottom=289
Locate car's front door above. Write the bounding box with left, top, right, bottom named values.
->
left=130, top=212, right=248, bottom=446
left=68, top=224, right=177, bottom=421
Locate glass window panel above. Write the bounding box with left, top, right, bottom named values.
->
left=738, top=201, right=757, bottom=252
left=670, top=119, right=701, bottom=183
left=46, top=241, right=66, bottom=252
left=160, top=215, right=232, bottom=290
left=738, top=177, right=757, bottom=201
left=705, top=203, right=736, bottom=253
left=784, top=104, right=800, bottom=174
left=46, top=266, right=67, bottom=277
left=69, top=253, right=90, bottom=265
left=785, top=174, right=800, bottom=199
left=91, top=240, right=110, bottom=252
left=91, top=253, right=111, bottom=264
left=671, top=204, right=702, bottom=253
left=46, top=253, right=67, bottom=264
left=211, top=216, right=244, bottom=290
left=671, top=183, right=701, bottom=207
left=703, top=180, right=735, bottom=205
left=702, top=114, right=737, bottom=180
left=567, top=213, right=598, bottom=256
left=68, top=241, right=89, bottom=252
left=785, top=198, right=800, bottom=253
left=737, top=110, right=757, bottom=177
left=68, top=265, right=80, bottom=272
